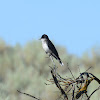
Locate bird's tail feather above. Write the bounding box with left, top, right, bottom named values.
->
left=59, top=60, right=64, bottom=67
left=52, top=54, right=64, bottom=66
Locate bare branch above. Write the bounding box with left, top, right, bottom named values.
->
left=87, top=86, right=100, bottom=100
left=72, top=84, right=75, bottom=100
left=88, top=73, right=100, bottom=84
left=67, top=63, right=75, bottom=80
left=17, top=90, right=40, bottom=100
left=51, top=69, right=68, bottom=100
left=85, top=66, right=92, bottom=72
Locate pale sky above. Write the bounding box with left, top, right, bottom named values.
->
left=0, top=0, right=100, bottom=56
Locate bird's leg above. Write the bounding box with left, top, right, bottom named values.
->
left=50, top=56, right=55, bottom=66
left=49, top=55, right=57, bottom=75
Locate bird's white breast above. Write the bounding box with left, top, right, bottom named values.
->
left=41, top=39, right=51, bottom=53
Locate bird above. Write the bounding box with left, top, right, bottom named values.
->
left=40, top=34, right=64, bottom=66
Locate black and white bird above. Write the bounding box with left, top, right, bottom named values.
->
left=40, top=34, right=64, bottom=66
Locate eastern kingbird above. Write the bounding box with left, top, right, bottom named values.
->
left=40, top=34, right=64, bottom=66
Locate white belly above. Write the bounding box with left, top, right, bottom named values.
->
left=42, top=42, right=51, bottom=53
left=41, top=39, right=51, bottom=53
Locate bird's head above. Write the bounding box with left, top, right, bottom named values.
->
left=40, top=34, right=49, bottom=40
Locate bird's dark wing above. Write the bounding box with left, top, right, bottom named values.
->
left=47, top=40, right=60, bottom=60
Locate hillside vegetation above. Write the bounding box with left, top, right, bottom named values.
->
left=0, top=39, right=100, bottom=100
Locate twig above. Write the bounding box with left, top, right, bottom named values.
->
left=77, top=65, right=81, bottom=74
left=85, top=93, right=89, bottom=99
left=72, top=84, right=75, bottom=100
left=57, top=73, right=67, bottom=81
left=85, top=66, right=92, bottom=72
left=50, top=56, right=57, bottom=75
left=50, top=56, right=56, bottom=67
left=17, top=90, right=40, bottom=100
left=87, top=86, right=100, bottom=100
left=51, top=69, right=68, bottom=100
left=76, top=77, right=94, bottom=99
left=88, top=73, right=100, bottom=84
left=67, top=63, right=75, bottom=80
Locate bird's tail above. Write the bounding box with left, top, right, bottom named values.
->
left=52, top=54, right=64, bottom=66
left=59, top=59, right=64, bottom=67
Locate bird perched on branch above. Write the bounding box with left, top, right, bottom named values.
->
left=40, top=34, right=64, bottom=66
